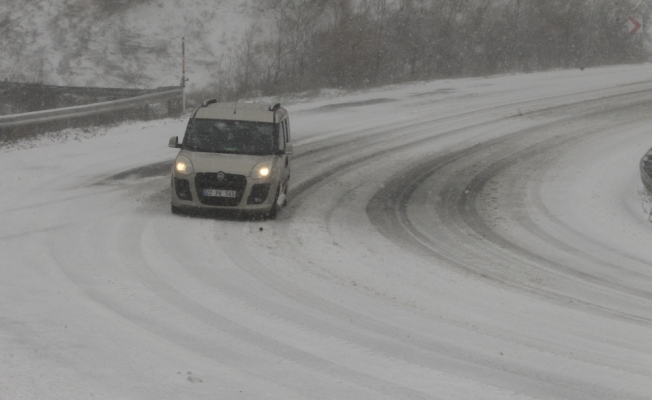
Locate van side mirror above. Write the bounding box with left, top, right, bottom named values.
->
left=285, top=143, right=293, bottom=156
left=169, top=136, right=181, bottom=148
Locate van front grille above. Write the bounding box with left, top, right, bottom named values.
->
left=195, top=173, right=247, bottom=206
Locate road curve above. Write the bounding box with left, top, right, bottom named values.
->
left=3, top=68, right=652, bottom=399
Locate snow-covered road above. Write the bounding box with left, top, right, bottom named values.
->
left=3, top=65, right=652, bottom=399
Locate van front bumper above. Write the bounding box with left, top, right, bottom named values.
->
left=171, top=172, right=279, bottom=212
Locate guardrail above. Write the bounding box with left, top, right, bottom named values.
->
left=641, top=149, right=652, bottom=193
left=0, top=87, right=183, bottom=141
left=0, top=87, right=182, bottom=128
left=0, top=81, right=177, bottom=99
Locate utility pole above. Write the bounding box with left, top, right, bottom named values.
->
left=182, top=36, right=186, bottom=112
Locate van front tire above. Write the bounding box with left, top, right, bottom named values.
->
left=267, top=185, right=281, bottom=220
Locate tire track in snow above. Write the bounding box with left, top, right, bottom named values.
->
left=368, top=98, right=652, bottom=323
left=108, top=209, right=440, bottom=400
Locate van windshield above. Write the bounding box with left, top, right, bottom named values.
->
left=184, top=119, right=275, bottom=155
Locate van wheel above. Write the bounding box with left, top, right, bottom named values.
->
left=282, top=181, right=289, bottom=207
left=267, top=185, right=281, bottom=220
left=171, top=204, right=183, bottom=215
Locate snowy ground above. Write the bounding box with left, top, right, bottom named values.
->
left=2, top=65, right=652, bottom=399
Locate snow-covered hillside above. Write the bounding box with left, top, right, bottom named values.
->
left=0, top=0, right=265, bottom=88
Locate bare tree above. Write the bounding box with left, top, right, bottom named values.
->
left=211, top=0, right=649, bottom=98
left=230, top=26, right=266, bottom=96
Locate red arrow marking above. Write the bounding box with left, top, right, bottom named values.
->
left=629, top=17, right=642, bottom=34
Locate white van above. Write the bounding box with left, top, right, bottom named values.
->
left=168, top=100, right=292, bottom=218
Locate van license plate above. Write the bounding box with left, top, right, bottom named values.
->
left=203, top=189, right=237, bottom=198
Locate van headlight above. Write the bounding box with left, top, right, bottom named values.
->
left=250, top=161, right=273, bottom=180
left=175, top=156, right=193, bottom=175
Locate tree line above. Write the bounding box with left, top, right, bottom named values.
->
left=201, top=0, right=649, bottom=101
